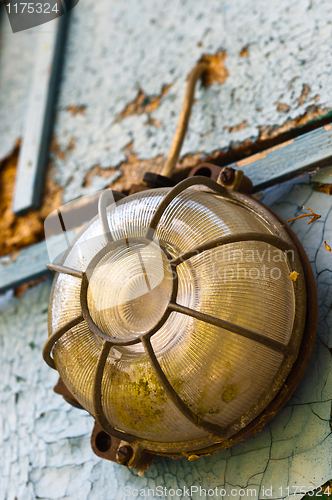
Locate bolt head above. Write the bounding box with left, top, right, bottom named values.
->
left=116, top=445, right=133, bottom=465
left=220, top=167, right=236, bottom=185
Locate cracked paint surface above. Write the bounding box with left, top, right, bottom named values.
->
left=0, top=173, right=331, bottom=500
left=51, top=0, right=332, bottom=203
left=2, top=0, right=332, bottom=203
left=50, top=0, right=332, bottom=202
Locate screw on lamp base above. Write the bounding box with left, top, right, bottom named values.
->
left=219, top=166, right=236, bottom=185
left=116, top=445, right=134, bottom=466
left=188, top=163, right=253, bottom=194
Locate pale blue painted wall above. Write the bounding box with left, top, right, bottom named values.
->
left=0, top=0, right=332, bottom=498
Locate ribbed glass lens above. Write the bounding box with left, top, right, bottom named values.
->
left=87, top=240, right=173, bottom=339
left=49, top=187, right=300, bottom=444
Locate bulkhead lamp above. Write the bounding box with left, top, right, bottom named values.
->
left=43, top=173, right=317, bottom=470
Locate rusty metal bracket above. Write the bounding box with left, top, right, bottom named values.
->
left=90, top=422, right=154, bottom=470
left=188, top=163, right=253, bottom=194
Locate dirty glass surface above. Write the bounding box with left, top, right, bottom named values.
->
left=0, top=171, right=331, bottom=500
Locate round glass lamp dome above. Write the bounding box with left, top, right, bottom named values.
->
left=43, top=176, right=317, bottom=467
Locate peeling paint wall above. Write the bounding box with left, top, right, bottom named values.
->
left=0, top=148, right=63, bottom=257
left=1, top=0, right=332, bottom=203
left=3, top=0, right=331, bottom=203
left=49, top=0, right=332, bottom=202
left=1, top=0, right=332, bottom=499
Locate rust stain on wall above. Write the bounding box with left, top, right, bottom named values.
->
left=82, top=164, right=120, bottom=188
left=239, top=45, right=249, bottom=58
left=225, top=120, right=248, bottom=133
left=258, top=105, right=331, bottom=141
left=50, top=136, right=76, bottom=161
left=313, top=183, right=332, bottom=195
left=296, top=84, right=311, bottom=107
left=0, top=146, right=63, bottom=257
left=275, top=102, right=291, bottom=113
left=66, top=105, right=86, bottom=116
left=199, top=50, right=229, bottom=87
left=117, top=85, right=172, bottom=121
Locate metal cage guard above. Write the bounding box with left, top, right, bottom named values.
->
left=43, top=176, right=297, bottom=445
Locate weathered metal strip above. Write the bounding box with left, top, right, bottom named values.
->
left=0, top=222, right=81, bottom=293
left=0, top=239, right=51, bottom=293
left=0, top=234, right=61, bottom=293
left=12, top=16, right=66, bottom=215
left=235, top=123, right=332, bottom=191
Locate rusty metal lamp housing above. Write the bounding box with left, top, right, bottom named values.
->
left=42, top=63, right=317, bottom=470
left=43, top=169, right=317, bottom=471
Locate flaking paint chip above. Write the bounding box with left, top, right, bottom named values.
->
left=324, top=241, right=331, bottom=252
left=289, top=271, right=299, bottom=282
